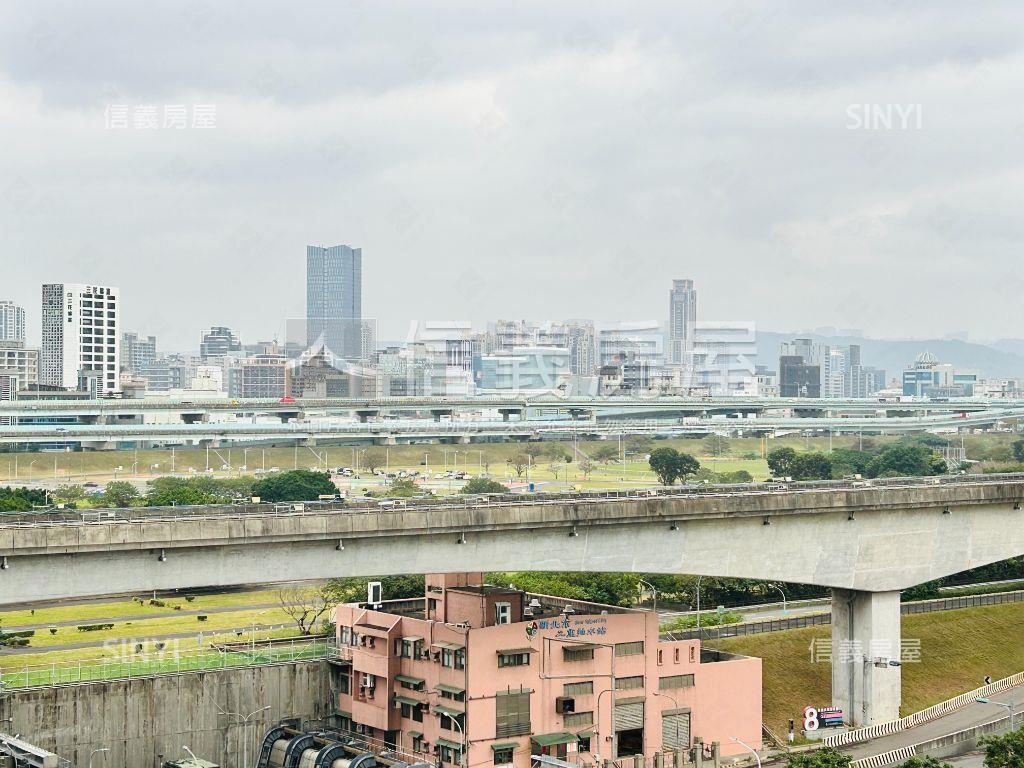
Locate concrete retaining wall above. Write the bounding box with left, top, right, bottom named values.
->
left=0, top=661, right=333, bottom=767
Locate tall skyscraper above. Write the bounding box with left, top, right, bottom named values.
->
left=0, top=300, right=26, bottom=343
left=307, top=244, right=362, bottom=360
left=41, top=283, right=120, bottom=394
left=121, top=332, right=157, bottom=375
left=667, top=279, right=697, bottom=364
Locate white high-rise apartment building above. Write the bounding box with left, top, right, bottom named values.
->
left=0, top=301, right=26, bottom=343
left=41, top=283, right=120, bottom=394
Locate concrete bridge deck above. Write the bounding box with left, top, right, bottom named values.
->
left=1, top=473, right=1023, bottom=727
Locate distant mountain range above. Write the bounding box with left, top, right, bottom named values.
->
left=754, top=332, right=1024, bottom=382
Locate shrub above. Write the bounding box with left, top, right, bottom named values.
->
left=184, top=595, right=196, bottom=602
left=197, top=615, right=208, bottom=622
left=49, top=627, right=58, bottom=635
left=77, top=623, right=115, bottom=632
left=149, top=599, right=166, bottom=607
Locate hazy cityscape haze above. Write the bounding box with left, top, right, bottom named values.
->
left=2, top=2, right=1023, bottom=349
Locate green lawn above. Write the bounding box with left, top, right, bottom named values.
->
left=718, top=601, right=1024, bottom=735
left=0, top=588, right=283, bottom=629
left=0, top=634, right=329, bottom=688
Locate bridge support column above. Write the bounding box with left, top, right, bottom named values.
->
left=831, top=589, right=902, bottom=727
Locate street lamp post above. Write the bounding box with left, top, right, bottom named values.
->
left=251, top=611, right=267, bottom=655
left=768, top=583, right=787, bottom=616
left=638, top=578, right=658, bottom=613
left=695, top=575, right=705, bottom=634
left=218, top=704, right=271, bottom=768
left=591, top=685, right=620, bottom=764
left=653, top=691, right=680, bottom=752
left=730, top=736, right=761, bottom=768
left=429, top=689, right=466, bottom=768
left=976, top=697, right=1017, bottom=729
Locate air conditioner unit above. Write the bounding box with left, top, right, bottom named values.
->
left=394, top=699, right=403, bottom=709
left=432, top=651, right=442, bottom=661
left=556, top=696, right=576, bottom=714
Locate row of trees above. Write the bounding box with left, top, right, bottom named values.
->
left=47, top=469, right=341, bottom=509
left=767, top=442, right=947, bottom=481
left=0, top=486, right=47, bottom=512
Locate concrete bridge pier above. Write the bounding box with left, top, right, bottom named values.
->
left=831, top=588, right=902, bottom=727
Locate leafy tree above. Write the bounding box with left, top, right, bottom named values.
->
left=461, top=478, right=510, bottom=494
left=578, top=459, right=595, bottom=478
left=547, top=462, right=563, bottom=484
left=384, top=479, right=423, bottom=498
left=326, top=574, right=426, bottom=603
left=793, top=452, right=834, bottom=481
left=251, top=470, right=337, bottom=502
left=625, top=436, right=654, bottom=456
left=648, top=448, right=700, bottom=485
left=867, top=444, right=947, bottom=478
left=145, top=476, right=223, bottom=506
left=507, top=454, right=530, bottom=479
left=703, top=434, right=730, bottom=458
left=829, top=448, right=874, bottom=477
left=767, top=447, right=799, bottom=478
left=716, top=469, right=753, bottom=484
left=52, top=484, right=86, bottom=504
left=277, top=585, right=341, bottom=635
left=523, top=443, right=546, bottom=459
left=897, top=755, right=952, bottom=768
left=591, top=444, right=620, bottom=464
left=361, top=449, right=387, bottom=473
left=0, top=487, right=47, bottom=512
left=1013, top=439, right=1024, bottom=463
left=490, top=571, right=641, bottom=607
left=786, top=746, right=852, bottom=768
left=768, top=449, right=834, bottom=481
left=543, top=443, right=571, bottom=462
left=102, top=481, right=140, bottom=508
left=978, top=724, right=1024, bottom=768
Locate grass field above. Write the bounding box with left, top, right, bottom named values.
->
left=718, top=601, right=1024, bottom=735
left=0, top=588, right=282, bottom=628
left=0, top=588, right=308, bottom=670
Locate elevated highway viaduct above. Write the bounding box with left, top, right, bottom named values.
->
left=0, top=395, right=1008, bottom=421
left=1, top=476, right=1023, bottom=728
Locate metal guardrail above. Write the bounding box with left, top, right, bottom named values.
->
left=4, top=472, right=1024, bottom=528
left=669, top=590, right=1024, bottom=641
left=0, top=637, right=331, bottom=690
left=826, top=670, right=1024, bottom=748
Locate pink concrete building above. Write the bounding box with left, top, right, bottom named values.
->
left=332, top=574, right=761, bottom=768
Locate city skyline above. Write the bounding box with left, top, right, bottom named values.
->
left=3, top=3, right=1022, bottom=349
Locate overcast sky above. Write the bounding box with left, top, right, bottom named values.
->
left=2, top=1, right=1023, bottom=351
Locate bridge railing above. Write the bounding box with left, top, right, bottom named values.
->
left=4, top=472, right=1024, bottom=527
left=0, top=637, right=331, bottom=690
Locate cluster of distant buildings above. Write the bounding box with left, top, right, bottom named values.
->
left=0, top=248, right=1018, bottom=405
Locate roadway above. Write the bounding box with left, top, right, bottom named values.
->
left=0, top=408, right=1017, bottom=445
left=844, top=685, right=1024, bottom=761
left=0, top=394, right=1006, bottom=418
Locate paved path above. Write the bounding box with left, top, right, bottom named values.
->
left=0, top=621, right=292, bottom=656
left=844, top=684, right=1024, bottom=760
left=0, top=601, right=279, bottom=632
